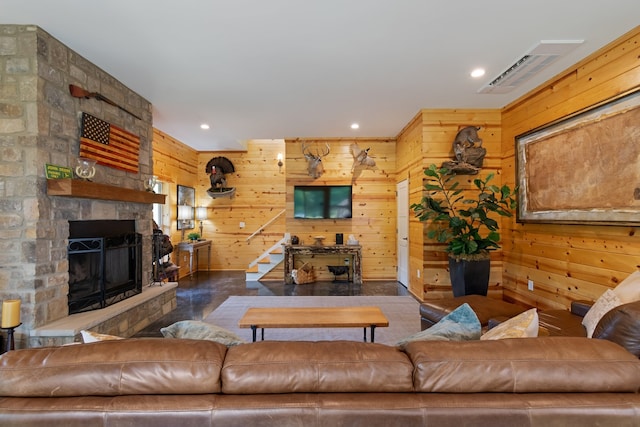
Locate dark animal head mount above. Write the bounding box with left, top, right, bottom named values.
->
left=205, top=156, right=235, bottom=190
left=301, top=142, right=330, bottom=179
left=452, top=126, right=482, bottom=163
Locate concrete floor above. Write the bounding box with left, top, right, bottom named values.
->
left=134, top=270, right=408, bottom=337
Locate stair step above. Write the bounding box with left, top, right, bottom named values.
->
left=269, top=254, right=283, bottom=263
left=245, top=236, right=287, bottom=281
left=245, top=272, right=263, bottom=281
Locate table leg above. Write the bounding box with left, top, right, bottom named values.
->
left=363, top=327, right=367, bottom=342
left=371, top=325, right=376, bottom=343
left=251, top=325, right=257, bottom=342
left=261, top=328, right=265, bottom=341
left=195, top=247, right=199, bottom=275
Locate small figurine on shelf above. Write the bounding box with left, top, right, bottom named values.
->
left=145, top=175, right=158, bottom=192
left=75, top=157, right=96, bottom=181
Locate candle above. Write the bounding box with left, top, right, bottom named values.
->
left=1, top=299, right=21, bottom=328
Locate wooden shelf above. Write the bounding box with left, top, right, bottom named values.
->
left=47, top=179, right=166, bottom=204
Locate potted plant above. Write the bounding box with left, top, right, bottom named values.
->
left=411, top=164, right=517, bottom=296
left=187, top=232, right=200, bottom=242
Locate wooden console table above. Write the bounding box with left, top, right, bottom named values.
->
left=176, top=240, right=211, bottom=279
left=283, top=244, right=362, bottom=285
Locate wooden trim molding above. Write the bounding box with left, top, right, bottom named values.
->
left=47, top=179, right=166, bottom=204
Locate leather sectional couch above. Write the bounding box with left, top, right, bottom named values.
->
left=420, top=295, right=640, bottom=357
left=1, top=337, right=639, bottom=426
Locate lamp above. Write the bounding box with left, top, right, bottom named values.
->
left=277, top=152, right=283, bottom=172
left=195, top=206, right=208, bottom=238
left=1, top=299, right=21, bottom=352
left=177, top=204, right=194, bottom=241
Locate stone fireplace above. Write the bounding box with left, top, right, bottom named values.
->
left=0, top=25, right=176, bottom=348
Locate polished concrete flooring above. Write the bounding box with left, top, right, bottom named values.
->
left=134, top=270, right=409, bottom=338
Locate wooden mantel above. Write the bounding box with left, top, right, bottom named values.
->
left=47, top=179, right=166, bottom=204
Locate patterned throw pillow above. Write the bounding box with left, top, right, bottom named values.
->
left=161, top=320, right=246, bottom=347
left=582, top=289, right=622, bottom=338
left=481, top=308, right=538, bottom=340
left=396, top=303, right=481, bottom=349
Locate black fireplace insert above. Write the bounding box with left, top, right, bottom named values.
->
left=67, top=220, right=142, bottom=315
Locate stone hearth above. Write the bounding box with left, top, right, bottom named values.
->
left=29, top=283, right=177, bottom=347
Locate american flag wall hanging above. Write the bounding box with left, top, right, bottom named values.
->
left=79, top=112, right=140, bottom=173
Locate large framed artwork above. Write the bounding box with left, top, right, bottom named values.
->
left=516, top=87, right=640, bottom=225
left=177, top=184, right=195, bottom=230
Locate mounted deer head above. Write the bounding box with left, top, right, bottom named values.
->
left=301, top=142, right=330, bottom=179
left=350, top=143, right=376, bottom=172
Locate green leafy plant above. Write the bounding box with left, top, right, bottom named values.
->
left=187, top=232, right=201, bottom=241
left=411, top=164, right=518, bottom=259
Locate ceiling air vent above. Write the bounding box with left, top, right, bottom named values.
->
left=478, top=40, right=584, bottom=94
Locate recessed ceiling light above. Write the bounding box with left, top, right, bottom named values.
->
left=470, top=68, right=486, bottom=78
left=350, top=123, right=360, bottom=130
left=200, top=123, right=210, bottom=130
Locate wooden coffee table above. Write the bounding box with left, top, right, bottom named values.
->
left=238, top=306, right=389, bottom=342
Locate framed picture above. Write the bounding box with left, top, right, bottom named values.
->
left=516, top=87, right=640, bottom=225
left=177, top=185, right=195, bottom=230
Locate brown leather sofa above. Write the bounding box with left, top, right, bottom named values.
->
left=419, top=294, right=528, bottom=329
left=1, top=337, right=639, bottom=426
left=420, top=296, right=640, bottom=357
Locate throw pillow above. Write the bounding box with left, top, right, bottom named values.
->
left=81, top=330, right=123, bottom=343
left=481, top=308, right=538, bottom=340
left=160, top=320, right=246, bottom=347
left=582, top=289, right=622, bottom=338
left=396, top=303, right=481, bottom=349
left=612, top=270, right=640, bottom=304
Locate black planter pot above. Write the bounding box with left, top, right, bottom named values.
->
left=448, top=256, right=490, bottom=297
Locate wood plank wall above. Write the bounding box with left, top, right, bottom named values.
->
left=150, top=25, right=639, bottom=302
left=396, top=112, right=426, bottom=298
left=283, top=138, right=397, bottom=281
left=153, top=133, right=398, bottom=281
left=397, top=110, right=503, bottom=300
left=501, top=26, right=640, bottom=310
left=197, top=140, right=286, bottom=272
left=152, top=129, right=199, bottom=279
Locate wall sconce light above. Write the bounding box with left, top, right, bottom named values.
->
left=1, top=299, right=21, bottom=352
left=177, top=204, right=194, bottom=241
left=277, top=152, right=283, bottom=172
left=195, top=206, right=208, bottom=238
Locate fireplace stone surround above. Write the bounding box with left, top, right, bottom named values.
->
left=0, top=25, right=176, bottom=348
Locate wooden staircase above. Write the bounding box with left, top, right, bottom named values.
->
left=245, top=234, right=288, bottom=281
